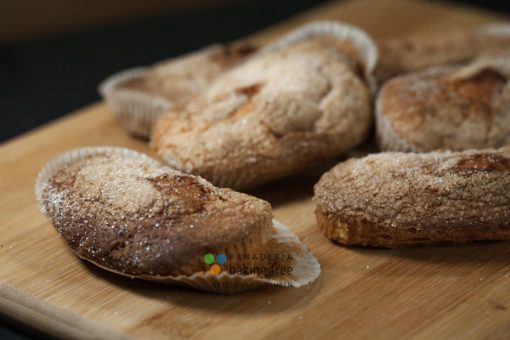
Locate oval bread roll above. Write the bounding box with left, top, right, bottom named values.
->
left=152, top=21, right=376, bottom=189
left=117, top=43, right=255, bottom=102
left=36, top=147, right=320, bottom=293
left=314, top=147, right=510, bottom=247
left=376, top=22, right=510, bottom=84
left=376, top=57, right=510, bottom=152
left=99, top=42, right=256, bottom=137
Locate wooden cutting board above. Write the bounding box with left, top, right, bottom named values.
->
left=1, top=0, right=509, bottom=338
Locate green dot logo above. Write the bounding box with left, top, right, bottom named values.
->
left=204, top=254, right=215, bottom=265
left=204, top=253, right=226, bottom=274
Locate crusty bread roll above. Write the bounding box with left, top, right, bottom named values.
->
left=35, top=147, right=320, bottom=293
left=314, top=147, right=510, bottom=247
left=376, top=56, right=510, bottom=152
left=99, top=42, right=256, bottom=137
left=152, top=21, right=376, bottom=190
left=119, top=43, right=255, bottom=102
left=376, top=22, right=510, bottom=84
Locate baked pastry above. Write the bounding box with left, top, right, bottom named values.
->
left=376, top=22, right=510, bottom=84
left=376, top=56, right=510, bottom=152
left=99, top=42, right=256, bottom=137
left=152, top=21, right=377, bottom=189
left=314, top=147, right=510, bottom=247
left=35, top=147, right=320, bottom=293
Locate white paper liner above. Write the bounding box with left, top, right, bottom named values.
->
left=211, top=168, right=258, bottom=190
left=259, top=20, right=378, bottom=92
left=35, top=147, right=320, bottom=294
left=449, top=56, right=510, bottom=80
left=111, top=219, right=321, bottom=294
left=476, top=22, right=510, bottom=38
left=98, top=68, right=172, bottom=138
left=158, top=150, right=258, bottom=190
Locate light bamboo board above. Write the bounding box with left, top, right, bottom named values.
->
left=1, top=0, right=509, bottom=338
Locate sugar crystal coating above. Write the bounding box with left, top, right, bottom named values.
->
left=38, top=150, right=274, bottom=277
left=314, top=147, right=510, bottom=247
left=153, top=36, right=372, bottom=189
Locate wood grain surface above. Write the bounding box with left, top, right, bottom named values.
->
left=1, top=0, right=509, bottom=338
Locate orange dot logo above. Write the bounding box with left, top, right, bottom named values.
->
left=210, top=264, right=221, bottom=275
left=204, top=253, right=226, bottom=274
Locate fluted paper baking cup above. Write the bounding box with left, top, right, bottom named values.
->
left=476, top=22, right=510, bottom=37
left=36, top=147, right=320, bottom=294
left=259, top=20, right=378, bottom=91
left=127, top=219, right=321, bottom=294
left=99, top=68, right=172, bottom=138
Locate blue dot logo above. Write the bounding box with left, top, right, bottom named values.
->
left=216, top=253, right=227, bottom=265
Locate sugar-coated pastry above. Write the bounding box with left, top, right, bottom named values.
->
left=377, top=56, right=510, bottom=152
left=36, top=147, right=320, bottom=293
left=99, top=42, right=256, bottom=137
left=152, top=21, right=377, bottom=189
left=376, top=22, right=510, bottom=84
left=314, top=147, right=510, bottom=247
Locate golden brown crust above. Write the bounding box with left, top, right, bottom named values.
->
left=314, top=147, right=510, bottom=247
left=152, top=37, right=372, bottom=189
left=38, top=149, right=273, bottom=277
left=376, top=57, right=510, bottom=152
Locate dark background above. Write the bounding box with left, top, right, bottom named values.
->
left=0, top=0, right=509, bottom=338
left=1, top=0, right=333, bottom=143
left=1, top=0, right=510, bottom=143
